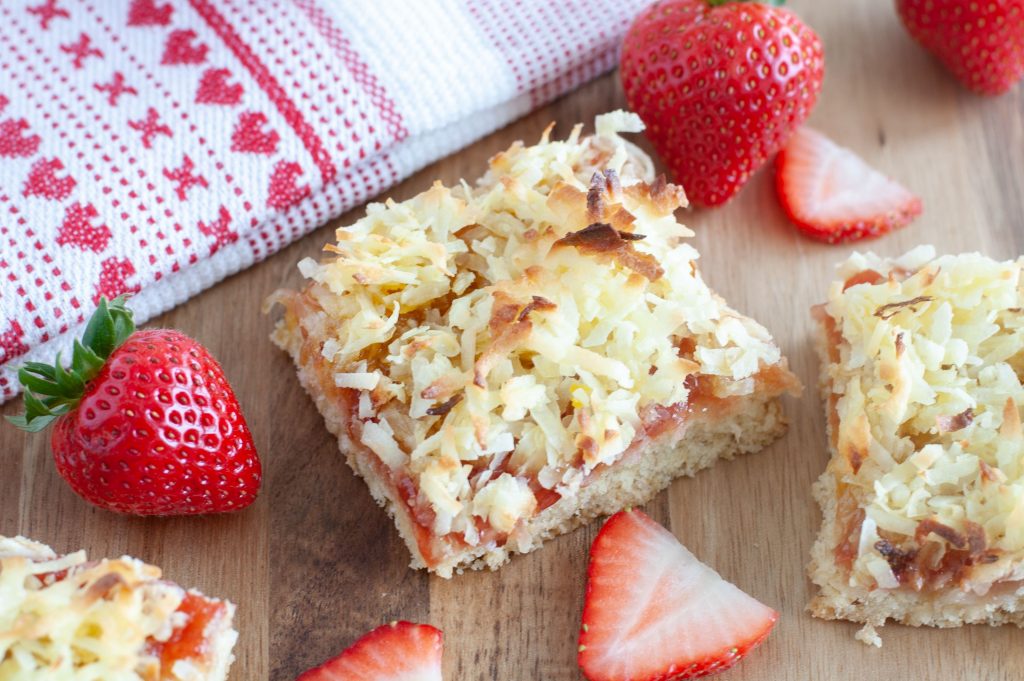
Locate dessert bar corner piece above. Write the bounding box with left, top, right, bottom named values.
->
left=271, top=110, right=800, bottom=578
left=0, top=535, right=238, bottom=680
left=809, top=246, right=1024, bottom=646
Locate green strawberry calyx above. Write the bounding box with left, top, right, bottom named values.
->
left=6, top=296, right=136, bottom=433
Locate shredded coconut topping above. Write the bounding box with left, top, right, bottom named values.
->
left=288, top=112, right=783, bottom=540
left=0, top=536, right=204, bottom=680
left=823, top=247, right=1024, bottom=592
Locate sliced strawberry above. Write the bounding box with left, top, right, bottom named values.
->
left=296, top=621, right=443, bottom=681
left=775, top=127, right=922, bottom=244
left=578, top=509, right=777, bottom=681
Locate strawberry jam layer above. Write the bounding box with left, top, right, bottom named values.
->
left=147, top=592, right=224, bottom=677
left=642, top=366, right=796, bottom=440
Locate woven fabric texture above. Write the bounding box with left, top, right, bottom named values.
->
left=0, top=0, right=652, bottom=402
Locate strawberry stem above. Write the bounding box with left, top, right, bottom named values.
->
left=6, top=296, right=135, bottom=432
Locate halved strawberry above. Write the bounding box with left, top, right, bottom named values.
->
left=578, top=509, right=777, bottom=681
left=775, top=127, right=922, bottom=244
left=296, top=621, right=443, bottom=681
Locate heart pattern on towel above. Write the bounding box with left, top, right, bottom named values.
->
left=267, top=161, right=311, bottom=210
left=56, top=203, right=112, bottom=253
left=231, top=112, right=280, bottom=154
left=23, top=157, right=76, bottom=200
left=93, top=257, right=139, bottom=305
left=162, top=29, right=208, bottom=65
left=127, top=0, right=173, bottom=26
left=196, top=68, right=244, bottom=105
left=197, top=205, right=238, bottom=254
left=0, top=119, right=42, bottom=158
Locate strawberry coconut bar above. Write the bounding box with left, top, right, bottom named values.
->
left=270, top=111, right=800, bottom=577
left=0, top=535, right=237, bottom=679
left=809, top=247, right=1024, bottom=645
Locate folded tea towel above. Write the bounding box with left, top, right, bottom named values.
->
left=0, top=0, right=653, bottom=402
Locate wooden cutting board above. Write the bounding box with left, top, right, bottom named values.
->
left=3, top=2, right=1022, bottom=679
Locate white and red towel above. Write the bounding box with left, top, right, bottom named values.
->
left=0, top=0, right=653, bottom=403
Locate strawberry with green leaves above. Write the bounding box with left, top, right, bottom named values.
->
left=620, top=0, right=824, bottom=206
left=8, top=297, right=261, bottom=515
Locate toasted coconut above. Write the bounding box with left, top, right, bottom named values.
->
left=936, top=408, right=974, bottom=433
left=1003, top=398, right=1022, bottom=439
left=426, top=393, right=464, bottom=417
left=894, top=332, right=906, bottom=358
left=516, top=295, right=557, bottom=322
left=586, top=168, right=623, bottom=219
left=553, top=222, right=664, bottom=281
left=624, top=174, right=688, bottom=214
left=915, top=518, right=968, bottom=549
left=874, top=538, right=917, bottom=582
left=82, top=572, right=125, bottom=606
left=873, top=295, right=934, bottom=320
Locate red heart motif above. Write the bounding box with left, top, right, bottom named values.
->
left=197, top=205, right=238, bottom=254
left=93, top=257, right=139, bottom=305
left=127, top=0, right=172, bottom=26
left=0, top=320, right=29, bottom=365
left=231, top=112, right=280, bottom=155
left=196, top=68, right=244, bottom=105
left=267, top=161, right=311, bottom=210
left=0, top=94, right=8, bottom=114
left=0, top=119, right=41, bottom=158
left=161, top=29, right=208, bottom=66
left=23, top=157, right=76, bottom=200
left=56, top=202, right=111, bottom=253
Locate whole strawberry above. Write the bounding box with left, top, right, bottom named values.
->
left=620, top=0, right=824, bottom=206
left=8, top=297, right=261, bottom=515
left=896, top=0, right=1024, bottom=95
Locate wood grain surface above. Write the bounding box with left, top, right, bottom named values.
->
left=3, top=2, right=1023, bottom=679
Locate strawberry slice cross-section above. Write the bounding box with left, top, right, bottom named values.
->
left=578, top=509, right=778, bottom=681
left=775, top=127, right=923, bottom=244
left=296, top=621, right=444, bottom=681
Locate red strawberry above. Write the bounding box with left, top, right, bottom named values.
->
left=620, top=0, right=824, bottom=206
left=578, top=509, right=777, bottom=681
left=896, top=0, right=1024, bottom=96
left=296, top=621, right=444, bottom=681
left=775, top=127, right=922, bottom=243
left=8, top=297, right=261, bottom=515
